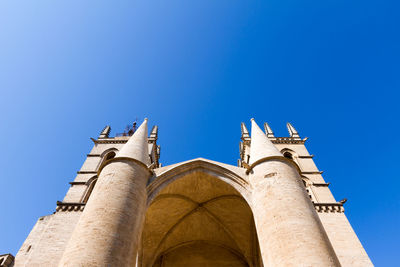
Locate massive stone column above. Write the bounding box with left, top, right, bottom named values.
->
left=249, top=119, right=340, bottom=267
left=59, top=119, right=152, bottom=267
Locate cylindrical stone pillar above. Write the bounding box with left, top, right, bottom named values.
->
left=250, top=158, right=341, bottom=266
left=58, top=159, right=150, bottom=267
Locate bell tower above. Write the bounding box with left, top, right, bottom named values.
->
left=239, top=120, right=372, bottom=266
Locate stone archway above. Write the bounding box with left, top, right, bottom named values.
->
left=139, top=170, right=261, bottom=267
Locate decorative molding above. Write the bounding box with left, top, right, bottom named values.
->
left=313, top=182, right=330, bottom=187
left=91, top=138, right=128, bottom=144
left=314, top=203, right=344, bottom=213
left=54, top=201, right=344, bottom=213
left=77, top=171, right=97, bottom=174
left=69, top=181, right=86, bottom=185
left=271, top=137, right=306, bottom=144
left=298, top=155, right=314, bottom=158
left=301, top=171, right=323, bottom=175
left=245, top=156, right=301, bottom=175
left=97, top=157, right=154, bottom=177
left=86, top=154, right=101, bottom=157
left=56, top=201, right=85, bottom=212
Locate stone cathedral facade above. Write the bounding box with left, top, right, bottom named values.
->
left=3, top=119, right=372, bottom=267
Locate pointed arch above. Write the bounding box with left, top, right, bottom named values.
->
left=81, top=176, right=98, bottom=203
left=147, top=159, right=251, bottom=205
left=141, top=160, right=261, bottom=267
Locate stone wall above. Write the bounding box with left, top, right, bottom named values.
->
left=318, top=212, right=372, bottom=267
left=13, top=212, right=81, bottom=267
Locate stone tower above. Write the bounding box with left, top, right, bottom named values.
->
left=4, top=119, right=372, bottom=267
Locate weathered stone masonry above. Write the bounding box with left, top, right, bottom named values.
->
left=5, top=119, right=372, bottom=267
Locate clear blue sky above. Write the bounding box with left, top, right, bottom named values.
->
left=0, top=0, right=399, bottom=265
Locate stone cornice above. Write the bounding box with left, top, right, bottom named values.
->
left=94, top=137, right=306, bottom=145
left=298, top=155, right=314, bottom=158
left=245, top=156, right=301, bottom=175
left=97, top=157, right=154, bottom=177
left=56, top=201, right=85, bottom=212
left=314, top=202, right=344, bottom=213
left=86, top=154, right=101, bottom=157
left=302, top=171, right=323, bottom=175
left=91, top=138, right=128, bottom=144
left=69, top=181, right=86, bottom=185
left=271, top=137, right=306, bottom=144
left=54, top=201, right=344, bottom=213
left=313, top=182, right=330, bottom=187
left=77, top=171, right=97, bottom=174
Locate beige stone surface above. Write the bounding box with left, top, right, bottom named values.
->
left=14, top=212, right=81, bottom=267
left=251, top=160, right=340, bottom=266
left=59, top=160, right=150, bottom=267
left=319, top=212, right=373, bottom=267
left=249, top=119, right=340, bottom=266
left=11, top=120, right=372, bottom=267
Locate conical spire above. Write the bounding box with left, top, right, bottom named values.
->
left=287, top=122, right=300, bottom=139
left=263, top=122, right=275, bottom=138
left=116, top=119, right=150, bottom=165
left=250, top=119, right=282, bottom=164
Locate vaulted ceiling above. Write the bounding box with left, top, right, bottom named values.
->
left=140, top=171, right=260, bottom=267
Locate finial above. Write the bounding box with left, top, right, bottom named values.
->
left=150, top=125, right=158, bottom=139
left=264, top=122, right=275, bottom=138
left=241, top=122, right=250, bottom=140
left=287, top=123, right=300, bottom=139
left=99, top=125, right=111, bottom=138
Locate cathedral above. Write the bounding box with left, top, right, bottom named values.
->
left=2, top=119, right=372, bottom=267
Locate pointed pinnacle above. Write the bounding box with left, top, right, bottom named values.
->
left=287, top=122, right=300, bottom=138
left=241, top=122, right=250, bottom=140
left=150, top=125, right=158, bottom=139
left=264, top=122, right=275, bottom=138
left=99, top=125, right=111, bottom=138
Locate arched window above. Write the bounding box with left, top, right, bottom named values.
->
left=81, top=177, right=98, bottom=203
left=96, top=150, right=118, bottom=171
left=283, top=152, right=293, bottom=160
left=104, top=151, right=116, bottom=161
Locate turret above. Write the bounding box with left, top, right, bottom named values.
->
left=59, top=119, right=152, bottom=267
left=248, top=119, right=340, bottom=267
